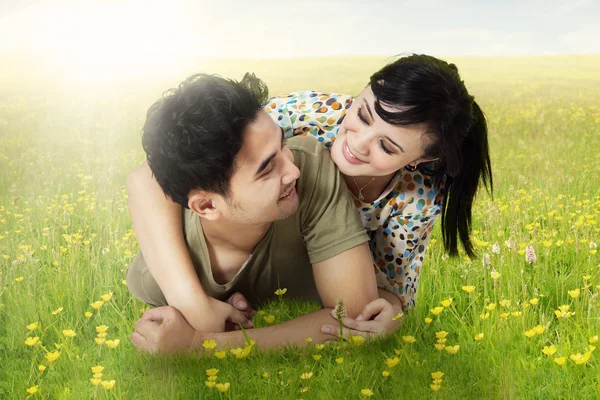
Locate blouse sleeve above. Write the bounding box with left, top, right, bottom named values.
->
left=369, top=179, right=445, bottom=311
left=264, top=91, right=353, bottom=149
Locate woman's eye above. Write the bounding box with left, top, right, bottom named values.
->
left=379, top=140, right=393, bottom=155
left=357, top=108, right=369, bottom=125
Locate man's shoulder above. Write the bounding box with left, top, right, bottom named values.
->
left=287, top=135, right=328, bottom=158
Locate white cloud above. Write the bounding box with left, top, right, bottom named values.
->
left=559, top=25, right=600, bottom=53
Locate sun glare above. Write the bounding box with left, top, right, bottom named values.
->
left=2, top=0, right=210, bottom=84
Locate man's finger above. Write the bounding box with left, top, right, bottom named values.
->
left=356, top=298, right=390, bottom=321
left=134, top=318, right=160, bottom=338
left=140, top=306, right=173, bottom=323
left=227, top=292, right=249, bottom=311
left=130, top=331, right=152, bottom=353
left=227, top=308, right=254, bottom=329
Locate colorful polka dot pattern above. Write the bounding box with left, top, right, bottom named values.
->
left=265, top=91, right=445, bottom=310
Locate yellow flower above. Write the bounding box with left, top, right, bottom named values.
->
left=542, top=345, right=557, bottom=356
left=474, top=333, right=484, bottom=341
left=90, top=301, right=104, bottom=309
left=94, top=338, right=106, bottom=345
left=461, top=285, right=475, bottom=293
left=205, top=381, right=216, bottom=389
left=100, top=292, right=113, bottom=302
left=491, top=270, right=501, bottom=280
left=480, top=312, right=490, bottom=320
left=312, top=355, right=322, bottom=361
left=445, top=345, right=460, bottom=354
left=51, top=307, right=63, bottom=315
left=351, top=335, right=366, bottom=346
left=300, top=372, right=313, bottom=380
left=206, top=368, right=219, bottom=376
left=511, top=311, right=522, bottom=317
left=430, top=384, right=441, bottom=392
left=435, top=331, right=448, bottom=339
left=430, top=306, right=444, bottom=315
left=437, top=338, right=447, bottom=344
left=38, top=365, right=46, bottom=371
left=101, top=380, right=116, bottom=390
left=202, top=340, right=217, bottom=350
left=26, top=385, right=38, bottom=394
left=97, top=332, right=107, bottom=338
left=440, top=298, right=452, bottom=308
left=533, top=325, right=545, bottom=335
left=583, top=274, right=592, bottom=280
left=263, top=315, right=276, bottom=324
left=570, top=352, right=591, bottom=365
left=402, top=335, right=416, bottom=343
left=385, top=357, right=400, bottom=368
left=214, top=351, right=226, bottom=359
left=26, top=322, right=38, bottom=331
left=589, top=336, right=598, bottom=344
left=122, top=280, right=127, bottom=285
left=499, top=312, right=509, bottom=320
left=433, top=379, right=443, bottom=385
left=93, top=373, right=103, bottom=379
left=91, top=366, right=104, bottom=374
left=424, top=317, right=433, bottom=324
left=361, top=388, right=374, bottom=397
left=105, top=339, right=120, bottom=349
left=524, top=329, right=536, bottom=338
left=431, top=371, right=444, bottom=380
left=335, top=357, right=344, bottom=364
left=315, top=344, right=325, bottom=350
left=25, top=336, right=40, bottom=346
left=262, top=372, right=269, bottom=378
left=62, top=329, right=76, bottom=338
left=434, top=343, right=446, bottom=351
left=305, top=337, right=313, bottom=343
left=485, top=303, right=497, bottom=311
left=54, top=343, right=62, bottom=349
left=85, top=312, right=93, bottom=318
left=529, top=298, right=539, bottom=305
left=568, top=288, right=581, bottom=298
left=15, top=276, right=24, bottom=283
left=230, top=345, right=252, bottom=358
left=392, top=312, right=404, bottom=321
left=96, top=325, right=109, bottom=333
left=299, top=386, right=310, bottom=393
left=382, top=370, right=390, bottom=377
left=90, top=378, right=101, bottom=386
left=45, top=351, right=61, bottom=363
left=553, top=356, right=567, bottom=365
left=274, top=288, right=287, bottom=296
left=499, top=299, right=511, bottom=308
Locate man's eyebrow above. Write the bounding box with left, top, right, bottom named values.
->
left=364, top=99, right=374, bottom=121
left=255, top=128, right=285, bottom=177
left=255, top=152, right=276, bottom=176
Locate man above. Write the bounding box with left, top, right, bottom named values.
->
left=126, top=73, right=378, bottom=354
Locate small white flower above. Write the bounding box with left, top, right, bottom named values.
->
left=491, top=242, right=500, bottom=254
left=590, top=242, right=597, bottom=249
left=102, top=248, right=110, bottom=255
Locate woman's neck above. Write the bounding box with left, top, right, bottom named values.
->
left=343, top=172, right=398, bottom=203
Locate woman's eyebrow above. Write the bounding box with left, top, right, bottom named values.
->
left=363, top=99, right=374, bottom=121
left=386, top=137, right=405, bottom=153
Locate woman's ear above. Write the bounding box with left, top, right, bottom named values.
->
left=188, top=190, right=220, bottom=220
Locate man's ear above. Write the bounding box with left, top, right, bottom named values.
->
left=188, top=190, right=220, bottom=220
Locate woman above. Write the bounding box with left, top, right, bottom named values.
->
left=128, top=54, right=492, bottom=338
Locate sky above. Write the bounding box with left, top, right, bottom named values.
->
left=1, top=0, right=598, bottom=82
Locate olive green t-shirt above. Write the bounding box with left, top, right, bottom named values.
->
left=130, top=136, right=368, bottom=307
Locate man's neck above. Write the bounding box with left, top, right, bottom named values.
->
left=201, top=218, right=272, bottom=254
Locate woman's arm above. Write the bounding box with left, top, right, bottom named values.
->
left=126, top=162, right=250, bottom=332
left=264, top=91, right=353, bottom=146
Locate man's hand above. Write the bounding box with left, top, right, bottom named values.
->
left=131, top=306, right=200, bottom=354
left=320, top=298, right=405, bottom=339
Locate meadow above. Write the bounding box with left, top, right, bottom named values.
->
left=1, top=55, right=599, bottom=399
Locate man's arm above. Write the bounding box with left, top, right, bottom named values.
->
left=131, top=243, right=378, bottom=353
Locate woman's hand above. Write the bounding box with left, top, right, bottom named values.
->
left=321, top=298, right=405, bottom=339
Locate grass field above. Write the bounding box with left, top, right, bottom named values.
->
left=1, top=55, right=600, bottom=399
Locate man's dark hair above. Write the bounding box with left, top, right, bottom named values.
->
left=141, top=73, right=269, bottom=207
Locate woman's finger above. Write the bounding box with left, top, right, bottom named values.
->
left=356, top=298, right=392, bottom=321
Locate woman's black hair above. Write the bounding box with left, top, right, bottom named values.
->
left=369, top=54, right=493, bottom=257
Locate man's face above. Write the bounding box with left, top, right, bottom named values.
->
left=219, top=110, right=301, bottom=225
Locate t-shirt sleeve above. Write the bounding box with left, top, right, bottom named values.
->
left=264, top=91, right=353, bottom=149
left=287, top=136, right=368, bottom=264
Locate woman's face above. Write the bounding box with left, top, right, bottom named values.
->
left=331, top=86, right=430, bottom=177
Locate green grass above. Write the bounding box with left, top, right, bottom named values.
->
left=1, top=55, right=600, bottom=399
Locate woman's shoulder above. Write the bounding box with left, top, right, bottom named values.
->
left=384, top=171, right=445, bottom=218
